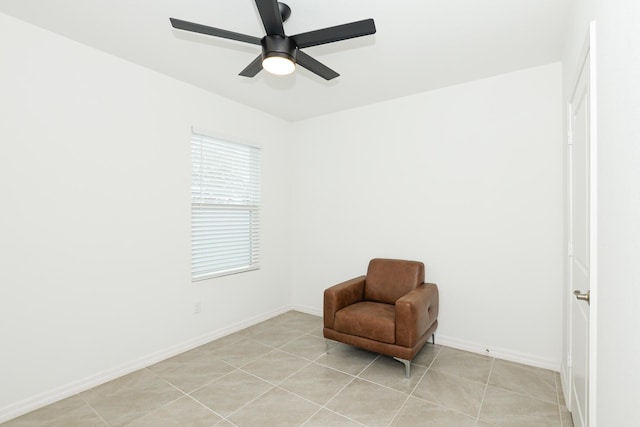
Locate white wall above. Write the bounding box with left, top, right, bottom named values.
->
left=290, top=63, right=564, bottom=369
left=562, top=0, right=640, bottom=425
left=593, top=0, right=640, bottom=425
left=0, top=13, right=292, bottom=420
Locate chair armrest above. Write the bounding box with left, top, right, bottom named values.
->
left=323, top=276, right=366, bottom=329
left=395, top=283, right=439, bottom=348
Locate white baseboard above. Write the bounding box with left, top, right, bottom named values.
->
left=0, top=305, right=293, bottom=424
left=560, top=361, right=572, bottom=410
left=291, top=306, right=562, bottom=372
left=291, top=304, right=322, bottom=317
left=435, top=334, right=561, bottom=372
left=291, top=304, right=561, bottom=372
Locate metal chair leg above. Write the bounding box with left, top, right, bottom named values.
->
left=393, top=357, right=411, bottom=378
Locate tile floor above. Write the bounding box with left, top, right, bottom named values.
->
left=3, top=311, right=573, bottom=427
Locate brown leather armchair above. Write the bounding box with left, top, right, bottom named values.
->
left=323, top=258, right=439, bottom=377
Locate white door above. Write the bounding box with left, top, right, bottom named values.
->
left=568, top=22, right=597, bottom=427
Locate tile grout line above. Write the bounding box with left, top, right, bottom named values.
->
left=424, top=349, right=561, bottom=405
left=184, top=393, right=230, bottom=424
left=305, top=345, right=444, bottom=427
left=186, top=364, right=241, bottom=396
left=384, top=376, right=424, bottom=426
left=190, top=324, right=322, bottom=426
left=226, top=338, right=366, bottom=426
left=474, top=355, right=496, bottom=426
left=217, top=355, right=316, bottom=424
left=483, top=383, right=566, bottom=406
left=387, top=344, right=466, bottom=427
left=78, top=394, right=111, bottom=427
left=213, top=379, right=276, bottom=423
left=407, top=392, right=485, bottom=421
left=180, top=343, right=290, bottom=425
left=83, top=367, right=193, bottom=427
left=299, top=407, right=324, bottom=426
left=310, top=350, right=378, bottom=379
left=306, top=407, right=369, bottom=427
left=310, top=354, right=380, bottom=424
left=385, top=344, right=451, bottom=427
left=408, top=344, right=444, bottom=395
left=125, top=369, right=200, bottom=426
left=277, top=343, right=332, bottom=363
left=555, top=372, right=567, bottom=427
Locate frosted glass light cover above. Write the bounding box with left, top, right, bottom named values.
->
left=262, top=56, right=295, bottom=75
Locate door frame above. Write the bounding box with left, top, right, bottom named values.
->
left=565, top=21, right=598, bottom=426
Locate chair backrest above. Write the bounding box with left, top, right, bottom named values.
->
left=364, top=258, right=425, bottom=304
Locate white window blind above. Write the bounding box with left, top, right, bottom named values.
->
left=191, top=131, right=261, bottom=281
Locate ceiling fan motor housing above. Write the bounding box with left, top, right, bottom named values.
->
left=261, top=35, right=297, bottom=62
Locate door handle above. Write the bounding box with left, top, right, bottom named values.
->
left=573, top=290, right=590, bottom=305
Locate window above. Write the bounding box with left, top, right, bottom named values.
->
left=191, top=131, right=261, bottom=281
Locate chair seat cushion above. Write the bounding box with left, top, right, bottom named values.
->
left=334, top=301, right=396, bottom=344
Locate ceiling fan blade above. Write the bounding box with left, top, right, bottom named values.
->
left=170, top=18, right=261, bottom=45
left=291, top=19, right=376, bottom=49
left=255, top=0, right=285, bottom=36
left=295, top=50, right=339, bottom=80
left=239, top=55, right=264, bottom=77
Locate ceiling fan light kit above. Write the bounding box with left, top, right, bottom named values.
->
left=262, top=55, right=295, bottom=75
left=261, top=36, right=296, bottom=75
left=169, top=0, right=376, bottom=81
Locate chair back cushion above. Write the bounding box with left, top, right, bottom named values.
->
left=364, top=258, right=425, bottom=304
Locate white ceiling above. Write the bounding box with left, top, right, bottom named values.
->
left=0, top=0, right=572, bottom=121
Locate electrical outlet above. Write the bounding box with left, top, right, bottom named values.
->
left=193, top=302, right=201, bottom=315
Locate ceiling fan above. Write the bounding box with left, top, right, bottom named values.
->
left=169, top=0, right=376, bottom=80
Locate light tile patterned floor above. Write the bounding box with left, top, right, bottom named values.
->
left=2, top=311, right=573, bottom=426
